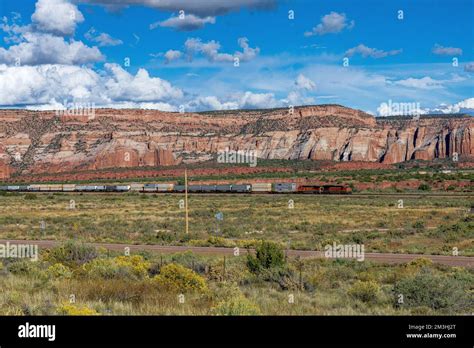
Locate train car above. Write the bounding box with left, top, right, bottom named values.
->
left=297, top=184, right=352, bottom=194
left=27, top=185, right=41, bottom=191
left=156, top=184, right=174, bottom=192
left=297, top=184, right=324, bottom=194
left=201, top=185, right=216, bottom=193
left=84, top=186, right=98, bottom=191
left=231, top=184, right=251, bottom=193
left=143, top=183, right=158, bottom=192
left=95, top=185, right=106, bottom=192
left=62, top=184, right=76, bottom=192
left=188, top=185, right=202, bottom=193
left=115, top=185, right=131, bottom=192
left=18, top=185, right=28, bottom=191
left=325, top=185, right=352, bottom=194
left=173, top=185, right=185, bottom=193
left=48, top=184, right=63, bottom=191
left=130, top=183, right=144, bottom=192
left=215, top=184, right=232, bottom=193
left=273, top=183, right=297, bottom=193
left=38, top=185, right=50, bottom=191
left=0, top=186, right=8, bottom=191
left=251, top=183, right=272, bottom=193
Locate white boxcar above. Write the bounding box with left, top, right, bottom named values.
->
left=130, top=183, right=144, bottom=191
left=156, top=184, right=174, bottom=192
left=28, top=185, right=41, bottom=191
left=48, top=184, right=62, bottom=191
left=62, top=184, right=76, bottom=192
left=251, top=183, right=272, bottom=192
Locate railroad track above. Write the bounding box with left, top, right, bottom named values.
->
left=2, top=191, right=473, bottom=198
left=1, top=239, right=472, bottom=267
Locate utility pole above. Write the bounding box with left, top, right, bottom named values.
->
left=223, top=255, right=226, bottom=280
left=185, top=168, right=189, bottom=234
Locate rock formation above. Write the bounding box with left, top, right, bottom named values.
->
left=0, top=105, right=471, bottom=179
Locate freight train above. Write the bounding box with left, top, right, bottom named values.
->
left=0, top=183, right=352, bottom=194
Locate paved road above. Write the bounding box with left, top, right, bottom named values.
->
left=1, top=239, right=472, bottom=267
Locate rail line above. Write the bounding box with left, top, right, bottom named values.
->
left=1, top=191, right=472, bottom=198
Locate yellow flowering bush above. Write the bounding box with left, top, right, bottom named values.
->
left=347, top=280, right=381, bottom=303
left=46, top=263, right=73, bottom=279
left=154, top=263, right=208, bottom=293
left=57, top=303, right=99, bottom=316
left=82, top=255, right=150, bottom=280
left=211, top=296, right=261, bottom=315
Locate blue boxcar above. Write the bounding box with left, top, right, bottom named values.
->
left=273, top=183, right=297, bottom=193
left=188, top=185, right=202, bottom=192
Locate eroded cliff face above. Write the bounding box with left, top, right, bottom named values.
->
left=0, top=105, right=472, bottom=178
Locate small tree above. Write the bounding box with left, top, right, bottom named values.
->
left=418, top=183, right=431, bottom=191
left=247, top=241, right=285, bottom=273
left=393, top=269, right=470, bottom=312
left=348, top=280, right=381, bottom=303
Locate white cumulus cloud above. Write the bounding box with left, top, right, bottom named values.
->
left=164, top=49, right=183, bottom=63
left=166, top=37, right=259, bottom=64
left=31, top=0, right=84, bottom=36
left=305, top=12, right=354, bottom=36
left=295, top=74, right=316, bottom=90
left=429, top=98, right=474, bottom=114
left=0, top=32, right=104, bottom=65
left=0, top=63, right=183, bottom=108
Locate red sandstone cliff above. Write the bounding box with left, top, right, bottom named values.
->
left=0, top=105, right=472, bottom=178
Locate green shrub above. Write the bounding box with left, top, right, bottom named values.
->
left=7, top=260, right=39, bottom=276
left=211, top=282, right=260, bottom=315
left=212, top=295, right=261, bottom=315
left=47, top=241, right=97, bottom=266
left=154, top=263, right=208, bottom=293
left=23, top=193, right=37, bottom=200
left=347, top=280, right=381, bottom=303
left=247, top=241, right=285, bottom=273
left=83, top=255, right=150, bottom=280
left=412, top=220, right=425, bottom=229
left=68, top=279, right=154, bottom=303
left=393, top=269, right=471, bottom=312
left=46, top=263, right=73, bottom=279
left=257, top=267, right=301, bottom=290
left=407, top=257, right=433, bottom=269
left=429, top=216, right=473, bottom=242
left=418, top=183, right=431, bottom=191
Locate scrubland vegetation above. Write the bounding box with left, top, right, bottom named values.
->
left=0, top=192, right=472, bottom=256
left=0, top=241, right=472, bottom=315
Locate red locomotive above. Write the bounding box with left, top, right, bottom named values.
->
left=297, top=184, right=352, bottom=194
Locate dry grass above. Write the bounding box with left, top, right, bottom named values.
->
left=0, top=192, right=472, bottom=255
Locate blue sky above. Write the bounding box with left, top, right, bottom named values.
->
left=0, top=0, right=472, bottom=114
